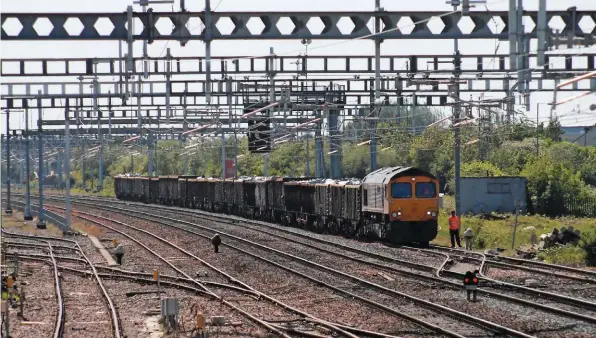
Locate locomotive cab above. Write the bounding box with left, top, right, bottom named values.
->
left=362, top=167, right=439, bottom=244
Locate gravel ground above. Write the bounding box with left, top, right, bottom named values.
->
left=100, top=278, right=270, bottom=338
left=12, top=196, right=596, bottom=337
left=60, top=270, right=113, bottom=338
left=65, top=202, right=439, bottom=337
left=485, top=266, right=596, bottom=302
left=134, top=201, right=448, bottom=269
left=4, top=260, right=57, bottom=338
left=111, top=202, right=596, bottom=337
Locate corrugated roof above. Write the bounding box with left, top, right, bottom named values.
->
left=362, top=166, right=436, bottom=184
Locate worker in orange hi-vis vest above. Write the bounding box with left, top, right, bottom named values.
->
left=448, top=210, right=463, bottom=248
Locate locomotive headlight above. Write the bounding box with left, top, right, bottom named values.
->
left=431, top=212, right=437, bottom=217
left=397, top=211, right=402, bottom=216
left=426, top=211, right=431, bottom=215
left=392, top=212, right=398, bottom=218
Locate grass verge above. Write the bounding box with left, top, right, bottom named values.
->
left=436, top=195, right=596, bottom=267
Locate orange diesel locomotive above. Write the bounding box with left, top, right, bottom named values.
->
left=360, top=167, right=439, bottom=245
left=115, top=166, right=440, bottom=245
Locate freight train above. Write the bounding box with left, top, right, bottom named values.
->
left=113, top=166, right=440, bottom=245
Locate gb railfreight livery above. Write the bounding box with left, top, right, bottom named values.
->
left=114, top=166, right=440, bottom=245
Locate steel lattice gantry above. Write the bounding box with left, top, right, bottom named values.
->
left=2, top=53, right=596, bottom=77
left=2, top=10, right=596, bottom=41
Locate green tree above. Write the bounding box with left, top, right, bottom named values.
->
left=543, top=118, right=565, bottom=142
left=521, top=156, right=591, bottom=215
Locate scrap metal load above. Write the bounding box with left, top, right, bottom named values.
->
left=114, top=166, right=440, bottom=245
left=540, top=226, right=582, bottom=249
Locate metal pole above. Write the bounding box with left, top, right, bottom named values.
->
left=221, top=120, right=226, bottom=179
left=228, top=76, right=237, bottom=177
left=305, top=133, right=310, bottom=177
left=264, top=47, right=275, bottom=177
left=5, top=109, right=13, bottom=215
left=536, top=102, right=540, bottom=156
left=454, top=6, right=462, bottom=218
left=166, top=48, right=172, bottom=122
left=37, top=91, right=46, bottom=229
left=508, top=0, right=517, bottom=123
left=315, top=113, right=323, bottom=177
left=205, top=0, right=212, bottom=106
left=82, top=131, right=87, bottom=190
left=148, top=131, right=154, bottom=176
left=24, top=107, right=32, bottom=221
left=183, top=93, right=189, bottom=175
left=137, top=78, right=142, bottom=131
left=94, top=66, right=104, bottom=191
left=371, top=0, right=381, bottom=173
left=57, top=150, right=63, bottom=189
left=537, top=0, right=547, bottom=66
left=516, top=0, right=525, bottom=109
left=511, top=200, right=521, bottom=249
left=19, top=147, right=24, bottom=190
left=64, top=104, right=71, bottom=231
left=142, top=1, right=149, bottom=79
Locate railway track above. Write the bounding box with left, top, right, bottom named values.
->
left=428, top=244, right=596, bottom=280
left=47, top=195, right=596, bottom=320
left=37, top=196, right=544, bottom=337
left=3, top=237, right=65, bottom=338
left=415, top=245, right=596, bottom=302
left=5, top=200, right=123, bottom=337
left=9, top=194, right=596, bottom=336
left=3, top=236, right=123, bottom=338
left=61, top=208, right=442, bottom=337
left=8, top=198, right=407, bottom=338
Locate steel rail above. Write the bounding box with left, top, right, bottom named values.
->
left=64, top=210, right=390, bottom=338
left=46, top=242, right=65, bottom=338
left=57, top=202, right=532, bottom=338
left=53, top=211, right=295, bottom=338
left=127, top=204, right=596, bottom=324
left=96, top=200, right=596, bottom=324
left=90, top=201, right=596, bottom=327
left=74, top=265, right=400, bottom=338
left=429, top=244, right=596, bottom=280
left=58, top=195, right=596, bottom=312
left=412, top=245, right=596, bottom=310
left=6, top=196, right=444, bottom=338
left=2, top=204, right=124, bottom=338
left=12, top=193, right=596, bottom=318
left=62, top=194, right=596, bottom=280
left=14, top=194, right=596, bottom=332
left=64, top=208, right=457, bottom=338
left=6, top=251, right=87, bottom=264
